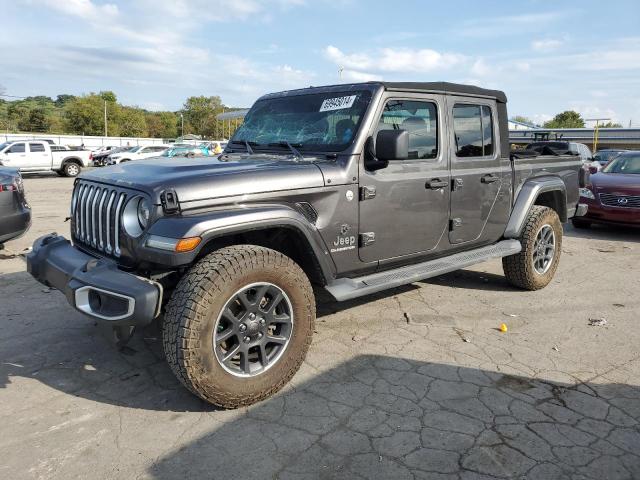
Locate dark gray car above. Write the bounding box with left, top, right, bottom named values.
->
left=27, top=82, right=586, bottom=407
left=0, top=167, right=31, bottom=248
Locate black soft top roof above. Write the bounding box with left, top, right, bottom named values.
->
left=260, top=82, right=507, bottom=104
left=374, top=82, right=507, bottom=104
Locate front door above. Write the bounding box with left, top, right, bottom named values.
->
left=1, top=142, right=29, bottom=170
left=358, top=95, right=450, bottom=264
left=448, top=101, right=503, bottom=244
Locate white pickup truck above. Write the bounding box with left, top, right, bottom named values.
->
left=0, top=140, right=92, bottom=177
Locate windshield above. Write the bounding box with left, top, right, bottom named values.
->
left=594, top=151, right=623, bottom=163
left=0, top=142, right=10, bottom=152
left=231, top=90, right=372, bottom=153
left=602, top=153, right=640, bottom=174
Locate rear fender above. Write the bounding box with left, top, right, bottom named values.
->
left=504, top=176, right=567, bottom=238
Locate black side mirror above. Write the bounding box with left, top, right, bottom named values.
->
left=376, top=130, right=409, bottom=161
left=363, top=137, right=388, bottom=172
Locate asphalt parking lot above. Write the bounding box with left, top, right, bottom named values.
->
left=1, top=174, right=639, bottom=480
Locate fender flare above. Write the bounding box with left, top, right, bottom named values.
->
left=146, top=204, right=336, bottom=281
left=61, top=156, right=84, bottom=166
left=504, top=176, right=567, bottom=238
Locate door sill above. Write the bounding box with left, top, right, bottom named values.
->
left=325, top=239, right=521, bottom=301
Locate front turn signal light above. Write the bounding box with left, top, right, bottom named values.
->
left=175, top=236, right=201, bottom=252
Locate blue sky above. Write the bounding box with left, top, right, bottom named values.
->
left=2, top=0, right=639, bottom=125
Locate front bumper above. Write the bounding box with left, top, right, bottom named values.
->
left=580, top=200, right=640, bottom=226
left=27, top=234, right=163, bottom=326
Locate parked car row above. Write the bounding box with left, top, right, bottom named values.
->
left=573, top=150, right=640, bottom=229
left=0, top=140, right=92, bottom=177
left=0, top=166, right=30, bottom=249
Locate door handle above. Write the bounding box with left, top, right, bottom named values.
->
left=426, top=178, right=448, bottom=189
left=481, top=174, right=499, bottom=184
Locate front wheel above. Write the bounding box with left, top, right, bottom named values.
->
left=163, top=245, right=315, bottom=408
left=503, top=206, right=562, bottom=290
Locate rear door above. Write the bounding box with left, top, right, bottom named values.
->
left=448, top=100, right=503, bottom=244
left=27, top=142, right=52, bottom=169
left=358, top=94, right=450, bottom=264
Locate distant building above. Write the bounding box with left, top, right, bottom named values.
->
left=510, top=127, right=640, bottom=151
left=508, top=119, right=540, bottom=130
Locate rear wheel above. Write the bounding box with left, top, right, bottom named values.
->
left=503, top=206, right=562, bottom=290
left=63, top=162, right=81, bottom=177
left=163, top=245, right=315, bottom=408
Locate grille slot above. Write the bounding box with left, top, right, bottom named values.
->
left=73, top=181, right=128, bottom=257
left=599, top=193, right=640, bottom=208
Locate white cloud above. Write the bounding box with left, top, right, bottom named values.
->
left=531, top=39, right=564, bottom=52
left=471, top=58, right=490, bottom=76
left=29, top=0, right=119, bottom=21
left=341, top=70, right=382, bottom=82
left=324, top=45, right=466, bottom=73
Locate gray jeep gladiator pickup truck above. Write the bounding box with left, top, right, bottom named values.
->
left=27, top=82, right=586, bottom=407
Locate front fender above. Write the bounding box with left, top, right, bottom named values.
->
left=504, top=176, right=566, bottom=238
left=145, top=204, right=336, bottom=279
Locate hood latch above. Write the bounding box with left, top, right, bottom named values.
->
left=160, top=189, right=180, bottom=214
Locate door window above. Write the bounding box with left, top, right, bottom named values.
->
left=375, top=100, right=438, bottom=159
left=29, top=143, right=46, bottom=152
left=453, top=105, right=494, bottom=157
left=7, top=143, right=26, bottom=153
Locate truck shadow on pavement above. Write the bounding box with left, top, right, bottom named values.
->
left=1, top=269, right=640, bottom=478
left=145, top=355, right=640, bottom=480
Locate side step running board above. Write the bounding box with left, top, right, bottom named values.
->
left=325, top=240, right=522, bottom=301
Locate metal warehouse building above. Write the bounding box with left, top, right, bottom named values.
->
left=510, top=127, right=640, bottom=151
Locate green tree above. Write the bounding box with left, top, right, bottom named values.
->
left=117, top=106, right=147, bottom=137
left=54, top=94, right=76, bottom=107
left=64, top=94, right=105, bottom=135
left=99, top=91, right=117, bottom=103
left=28, top=108, right=51, bottom=132
left=182, top=96, right=222, bottom=138
left=543, top=111, right=585, bottom=129
left=146, top=111, right=178, bottom=138
left=597, top=121, right=622, bottom=128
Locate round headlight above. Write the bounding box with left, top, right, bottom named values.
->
left=122, top=196, right=151, bottom=238
left=137, top=197, right=151, bottom=229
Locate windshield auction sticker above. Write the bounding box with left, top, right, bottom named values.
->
left=319, top=95, right=357, bottom=112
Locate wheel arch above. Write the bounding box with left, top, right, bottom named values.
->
left=504, top=176, right=567, bottom=238
left=62, top=156, right=83, bottom=167
left=147, top=205, right=336, bottom=285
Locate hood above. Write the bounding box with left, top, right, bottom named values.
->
left=591, top=172, right=640, bottom=195
left=80, top=155, right=326, bottom=204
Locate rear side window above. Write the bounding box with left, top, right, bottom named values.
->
left=29, top=143, right=46, bottom=152
left=453, top=104, right=494, bottom=157
left=7, top=143, right=25, bottom=153
left=375, top=99, right=438, bottom=159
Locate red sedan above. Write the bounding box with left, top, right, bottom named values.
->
left=573, top=151, right=640, bottom=229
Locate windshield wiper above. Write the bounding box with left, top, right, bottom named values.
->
left=268, top=141, right=304, bottom=161
left=229, top=140, right=257, bottom=154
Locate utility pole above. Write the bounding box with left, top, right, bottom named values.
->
left=104, top=100, right=108, bottom=137
left=338, top=65, right=344, bottom=80
left=586, top=117, right=610, bottom=153
left=180, top=113, right=184, bottom=138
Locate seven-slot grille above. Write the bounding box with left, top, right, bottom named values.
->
left=73, top=181, right=128, bottom=256
left=599, top=193, right=640, bottom=208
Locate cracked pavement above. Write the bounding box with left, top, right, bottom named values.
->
left=1, top=174, right=639, bottom=479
